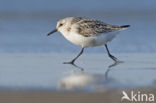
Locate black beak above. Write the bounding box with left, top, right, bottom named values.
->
left=47, top=29, right=57, bottom=36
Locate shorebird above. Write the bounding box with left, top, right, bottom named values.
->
left=47, top=17, right=130, bottom=64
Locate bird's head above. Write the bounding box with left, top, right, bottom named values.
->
left=47, top=17, right=72, bottom=36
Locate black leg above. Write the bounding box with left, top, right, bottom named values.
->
left=64, top=48, right=84, bottom=64
left=105, top=44, right=119, bottom=63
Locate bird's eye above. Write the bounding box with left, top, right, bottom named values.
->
left=59, top=23, right=63, bottom=27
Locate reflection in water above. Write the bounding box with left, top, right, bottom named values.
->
left=70, top=63, right=84, bottom=71
left=65, top=60, right=123, bottom=70
left=59, top=71, right=95, bottom=89
left=108, top=61, right=124, bottom=68
left=58, top=64, right=117, bottom=90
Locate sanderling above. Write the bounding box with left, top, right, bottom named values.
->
left=47, top=17, right=130, bottom=64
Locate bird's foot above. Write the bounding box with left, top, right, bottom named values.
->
left=63, top=60, right=75, bottom=65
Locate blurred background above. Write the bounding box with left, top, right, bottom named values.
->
left=0, top=0, right=156, bottom=53
left=0, top=1, right=156, bottom=99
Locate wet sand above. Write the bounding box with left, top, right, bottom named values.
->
left=0, top=53, right=156, bottom=89
left=0, top=53, right=156, bottom=103
left=0, top=86, right=156, bottom=103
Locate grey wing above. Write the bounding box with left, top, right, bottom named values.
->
left=75, top=18, right=121, bottom=37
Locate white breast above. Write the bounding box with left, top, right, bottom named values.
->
left=61, top=30, right=96, bottom=47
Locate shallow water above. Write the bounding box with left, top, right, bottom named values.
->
left=0, top=0, right=156, bottom=91
left=0, top=53, right=156, bottom=90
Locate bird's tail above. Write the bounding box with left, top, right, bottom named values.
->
left=120, top=25, right=130, bottom=30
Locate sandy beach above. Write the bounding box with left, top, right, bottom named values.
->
left=0, top=0, right=156, bottom=103
left=0, top=86, right=156, bottom=103
left=0, top=53, right=156, bottom=103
